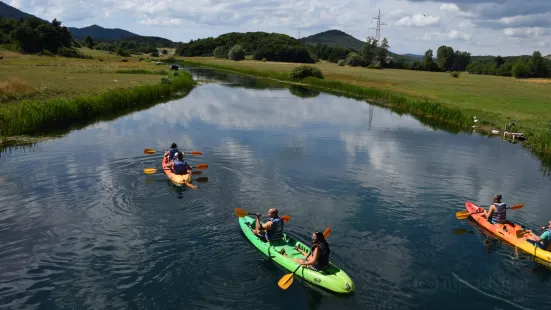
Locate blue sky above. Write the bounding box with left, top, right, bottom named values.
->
left=8, top=0, right=550, bottom=56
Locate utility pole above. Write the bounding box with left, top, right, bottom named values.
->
left=370, top=9, right=386, bottom=42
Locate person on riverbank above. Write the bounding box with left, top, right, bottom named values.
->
left=526, top=221, right=551, bottom=250
left=164, top=143, right=179, bottom=162
left=483, top=194, right=508, bottom=224
left=281, top=231, right=331, bottom=271
left=252, top=208, right=284, bottom=242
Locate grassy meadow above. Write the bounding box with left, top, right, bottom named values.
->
left=0, top=47, right=194, bottom=145
left=182, top=57, right=551, bottom=158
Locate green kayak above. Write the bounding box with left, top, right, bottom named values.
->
left=238, top=216, right=355, bottom=294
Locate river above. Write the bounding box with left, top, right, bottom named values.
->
left=1, top=67, right=551, bottom=310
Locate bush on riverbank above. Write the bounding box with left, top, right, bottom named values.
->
left=228, top=45, right=245, bottom=61
left=0, top=72, right=196, bottom=136
left=288, top=65, right=324, bottom=80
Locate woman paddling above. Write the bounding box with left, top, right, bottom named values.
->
left=281, top=231, right=331, bottom=271
left=164, top=152, right=197, bottom=189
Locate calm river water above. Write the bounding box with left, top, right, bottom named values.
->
left=1, top=67, right=551, bottom=310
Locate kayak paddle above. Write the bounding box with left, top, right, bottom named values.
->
left=456, top=204, right=524, bottom=220
left=277, top=227, right=331, bottom=290
left=234, top=208, right=290, bottom=223
left=143, top=164, right=209, bottom=175
left=144, top=148, right=202, bottom=155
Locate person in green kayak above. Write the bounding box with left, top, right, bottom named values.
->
left=164, top=143, right=179, bottom=162
left=483, top=194, right=508, bottom=224
left=281, top=231, right=331, bottom=271
left=252, top=208, right=284, bottom=242
left=526, top=221, right=551, bottom=250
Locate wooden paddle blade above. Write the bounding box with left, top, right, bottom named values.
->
left=194, top=164, right=209, bottom=169
left=456, top=213, right=471, bottom=220
left=511, top=204, right=524, bottom=210
left=323, top=228, right=331, bottom=239
left=190, top=151, right=203, bottom=155
left=277, top=273, right=294, bottom=290
left=195, top=177, right=209, bottom=183
left=144, top=148, right=156, bottom=154
left=143, top=168, right=158, bottom=175
left=234, top=208, right=249, bottom=218
left=281, top=215, right=290, bottom=222
left=516, top=230, right=528, bottom=238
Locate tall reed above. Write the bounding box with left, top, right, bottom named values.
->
left=0, top=72, right=195, bottom=136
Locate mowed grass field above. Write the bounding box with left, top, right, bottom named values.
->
left=183, top=57, right=551, bottom=131
left=0, top=47, right=171, bottom=103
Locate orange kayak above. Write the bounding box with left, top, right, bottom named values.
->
left=465, top=201, right=551, bottom=263
left=161, top=155, right=194, bottom=187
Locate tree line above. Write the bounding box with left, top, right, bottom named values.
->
left=83, top=36, right=161, bottom=57
left=466, top=52, right=550, bottom=78
left=0, top=16, right=86, bottom=58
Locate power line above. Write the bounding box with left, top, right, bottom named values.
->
left=369, top=9, right=386, bottom=42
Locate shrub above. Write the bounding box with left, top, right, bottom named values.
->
left=228, top=44, right=245, bottom=61
left=450, top=71, right=460, bottom=78
left=213, top=46, right=229, bottom=59
left=288, top=65, right=324, bottom=80
left=57, top=47, right=88, bottom=58
left=261, top=57, right=267, bottom=62
left=345, top=52, right=365, bottom=67
left=337, top=59, right=345, bottom=66
left=161, top=49, right=168, bottom=55
left=368, top=64, right=382, bottom=70
left=116, top=49, right=131, bottom=57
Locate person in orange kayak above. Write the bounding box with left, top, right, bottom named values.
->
left=252, top=208, right=284, bottom=242
left=164, top=152, right=196, bottom=188
left=483, top=194, right=508, bottom=224
left=164, top=143, right=179, bottom=162
left=526, top=221, right=551, bottom=250
left=281, top=231, right=331, bottom=271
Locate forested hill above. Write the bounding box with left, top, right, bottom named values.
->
left=0, top=1, right=43, bottom=20
left=176, top=32, right=317, bottom=63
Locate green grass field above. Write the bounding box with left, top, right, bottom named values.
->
left=0, top=47, right=194, bottom=145
left=0, top=47, right=170, bottom=103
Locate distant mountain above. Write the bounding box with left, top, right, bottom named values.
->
left=301, top=29, right=424, bottom=61
left=67, top=25, right=139, bottom=41
left=402, top=53, right=424, bottom=60
left=68, top=25, right=177, bottom=46
left=0, top=1, right=44, bottom=21
left=300, top=30, right=364, bottom=52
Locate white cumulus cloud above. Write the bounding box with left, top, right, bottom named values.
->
left=440, top=3, right=459, bottom=12
left=396, top=14, right=440, bottom=27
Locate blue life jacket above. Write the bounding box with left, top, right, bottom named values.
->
left=491, top=202, right=507, bottom=221
left=173, top=160, right=188, bottom=175
left=169, top=148, right=179, bottom=161
left=311, top=242, right=330, bottom=270
left=265, top=217, right=284, bottom=241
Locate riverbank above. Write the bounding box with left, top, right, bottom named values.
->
left=181, top=57, right=551, bottom=161
left=0, top=48, right=195, bottom=147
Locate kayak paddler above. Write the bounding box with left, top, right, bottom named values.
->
left=281, top=231, right=331, bottom=271
left=483, top=194, right=508, bottom=224
left=526, top=221, right=551, bottom=250
left=252, top=208, right=284, bottom=242
left=164, top=152, right=197, bottom=189
left=164, top=143, right=179, bottom=162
